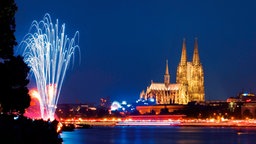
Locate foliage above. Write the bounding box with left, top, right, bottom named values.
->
left=0, top=0, right=17, bottom=58
left=0, top=56, right=30, bottom=114
left=0, top=0, right=31, bottom=114
left=159, top=106, right=170, bottom=115
left=0, top=114, right=62, bottom=144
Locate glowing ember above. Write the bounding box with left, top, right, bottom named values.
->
left=25, top=86, right=60, bottom=120
left=24, top=88, right=41, bottom=119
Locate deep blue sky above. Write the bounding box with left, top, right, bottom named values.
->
left=15, top=0, right=256, bottom=104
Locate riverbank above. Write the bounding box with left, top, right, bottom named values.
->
left=0, top=114, right=62, bottom=144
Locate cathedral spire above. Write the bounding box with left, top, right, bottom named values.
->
left=180, top=38, right=187, bottom=65
left=192, top=37, right=200, bottom=65
left=164, top=59, right=170, bottom=85
left=165, top=59, right=169, bottom=75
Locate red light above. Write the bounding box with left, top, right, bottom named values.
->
left=246, top=99, right=251, bottom=102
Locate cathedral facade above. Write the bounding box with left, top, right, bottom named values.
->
left=140, top=38, right=205, bottom=105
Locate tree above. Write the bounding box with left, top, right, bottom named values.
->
left=0, top=0, right=17, bottom=58
left=159, top=106, right=170, bottom=115
left=0, top=0, right=30, bottom=115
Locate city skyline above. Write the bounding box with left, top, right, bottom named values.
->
left=15, top=0, right=256, bottom=104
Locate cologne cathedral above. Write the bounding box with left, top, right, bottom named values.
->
left=140, top=38, right=205, bottom=105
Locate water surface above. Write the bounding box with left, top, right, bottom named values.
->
left=61, top=126, right=256, bottom=144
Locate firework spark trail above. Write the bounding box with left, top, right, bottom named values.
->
left=19, top=13, right=80, bottom=120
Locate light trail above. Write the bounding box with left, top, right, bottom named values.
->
left=19, top=13, right=80, bottom=120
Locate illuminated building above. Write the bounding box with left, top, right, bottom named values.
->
left=227, top=91, right=256, bottom=118
left=227, top=91, right=256, bottom=103
left=136, top=105, right=185, bottom=115
left=140, top=38, right=205, bottom=105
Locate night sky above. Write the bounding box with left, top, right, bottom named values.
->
left=15, top=0, right=256, bottom=104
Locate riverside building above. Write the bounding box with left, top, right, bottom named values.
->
left=140, top=38, right=205, bottom=105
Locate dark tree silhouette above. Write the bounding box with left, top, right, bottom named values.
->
left=0, top=0, right=17, bottom=58
left=0, top=0, right=30, bottom=115
left=159, top=106, right=170, bottom=115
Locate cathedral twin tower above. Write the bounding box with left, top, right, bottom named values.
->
left=141, top=38, right=205, bottom=105
left=176, top=38, right=205, bottom=103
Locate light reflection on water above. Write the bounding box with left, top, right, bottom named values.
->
left=60, top=126, right=256, bottom=144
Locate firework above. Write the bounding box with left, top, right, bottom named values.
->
left=19, top=13, right=80, bottom=120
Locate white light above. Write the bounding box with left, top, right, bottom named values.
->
left=149, top=98, right=155, bottom=102
left=111, top=101, right=121, bottom=111
left=14, top=116, right=19, bottom=120
left=122, top=101, right=127, bottom=105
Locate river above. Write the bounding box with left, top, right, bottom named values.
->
left=61, top=126, right=256, bottom=144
